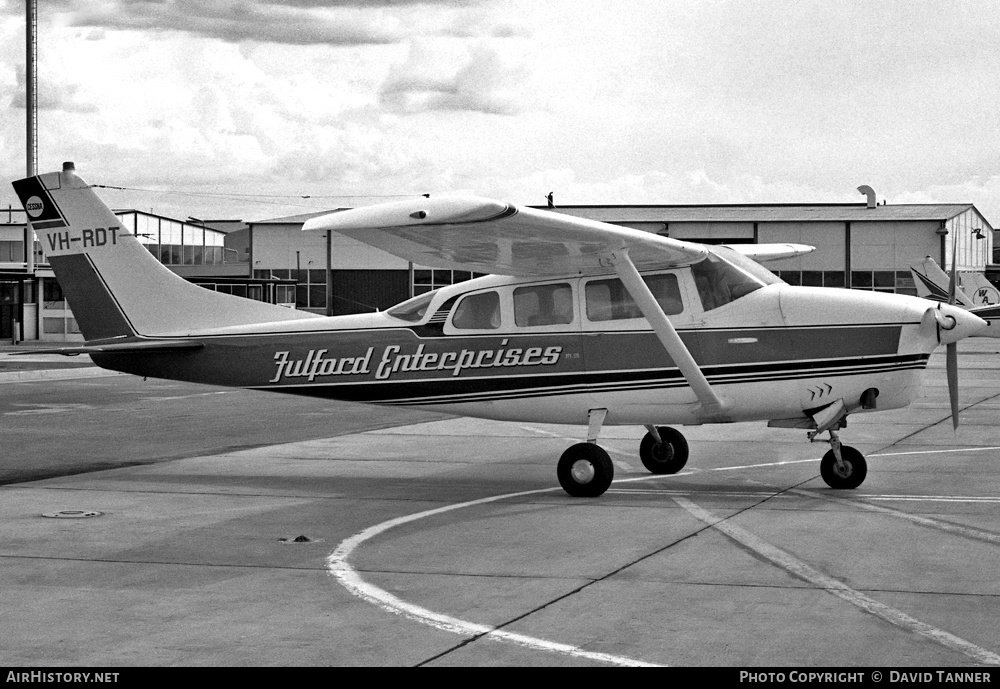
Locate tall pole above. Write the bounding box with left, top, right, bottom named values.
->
left=25, top=0, right=37, bottom=272
left=325, top=232, right=333, bottom=316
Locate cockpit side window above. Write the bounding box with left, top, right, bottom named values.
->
left=585, top=273, right=683, bottom=321
left=452, top=290, right=501, bottom=329
left=514, top=283, right=574, bottom=327
left=386, top=289, right=438, bottom=322
left=691, top=249, right=771, bottom=312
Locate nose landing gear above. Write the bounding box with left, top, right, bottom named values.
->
left=815, top=428, right=868, bottom=489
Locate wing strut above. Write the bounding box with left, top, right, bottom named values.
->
left=608, top=249, right=729, bottom=421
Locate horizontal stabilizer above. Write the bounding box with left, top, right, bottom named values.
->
left=11, top=340, right=204, bottom=357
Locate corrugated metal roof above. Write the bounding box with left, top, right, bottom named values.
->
left=540, top=203, right=979, bottom=224
left=251, top=202, right=992, bottom=229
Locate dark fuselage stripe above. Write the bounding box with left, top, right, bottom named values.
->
left=252, top=353, right=929, bottom=406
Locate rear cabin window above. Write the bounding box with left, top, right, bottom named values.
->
left=585, top=274, right=683, bottom=321
left=514, top=283, right=574, bottom=327
left=452, top=291, right=501, bottom=329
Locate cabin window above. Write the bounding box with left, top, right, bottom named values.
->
left=691, top=249, right=769, bottom=311
left=514, top=283, right=574, bottom=327
left=386, top=289, right=438, bottom=322
left=452, top=291, right=501, bottom=329
left=585, top=274, right=683, bottom=321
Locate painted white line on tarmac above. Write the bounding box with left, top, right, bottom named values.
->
left=328, top=432, right=999, bottom=666
left=673, top=496, right=1000, bottom=666
left=326, top=486, right=662, bottom=667
left=610, top=487, right=1000, bottom=505
left=869, top=446, right=1000, bottom=458
left=793, top=489, right=1000, bottom=545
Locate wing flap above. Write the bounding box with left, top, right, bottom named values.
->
left=303, top=196, right=707, bottom=276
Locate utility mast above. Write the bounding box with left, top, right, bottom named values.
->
left=25, top=0, right=37, bottom=272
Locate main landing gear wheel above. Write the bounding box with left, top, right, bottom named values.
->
left=639, top=426, right=689, bottom=474
left=557, top=443, right=614, bottom=497
left=820, top=445, right=867, bottom=489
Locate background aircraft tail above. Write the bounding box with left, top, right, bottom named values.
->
left=12, top=163, right=319, bottom=341
left=909, top=257, right=975, bottom=307
left=909, top=256, right=1000, bottom=338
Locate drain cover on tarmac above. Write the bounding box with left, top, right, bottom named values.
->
left=42, top=510, right=103, bottom=519
left=279, top=535, right=322, bottom=544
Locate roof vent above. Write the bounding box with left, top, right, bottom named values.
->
left=857, top=185, right=876, bottom=209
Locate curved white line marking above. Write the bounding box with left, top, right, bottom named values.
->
left=673, top=496, right=1000, bottom=666
left=328, top=439, right=1000, bottom=666
left=326, top=486, right=661, bottom=667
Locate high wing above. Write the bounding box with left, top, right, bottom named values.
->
left=302, top=196, right=707, bottom=277
left=305, top=195, right=730, bottom=420
left=723, top=243, right=815, bottom=262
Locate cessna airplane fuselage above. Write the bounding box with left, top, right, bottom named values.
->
left=12, top=164, right=986, bottom=497
left=90, top=270, right=944, bottom=427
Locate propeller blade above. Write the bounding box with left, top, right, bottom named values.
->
left=948, top=226, right=959, bottom=306
left=947, top=341, right=959, bottom=430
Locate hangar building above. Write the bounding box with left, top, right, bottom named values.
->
left=247, top=195, right=995, bottom=315
left=2, top=192, right=994, bottom=340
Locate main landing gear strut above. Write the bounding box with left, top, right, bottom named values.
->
left=556, top=410, right=691, bottom=498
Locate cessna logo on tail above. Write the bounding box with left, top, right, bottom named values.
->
left=25, top=196, right=45, bottom=218
left=12, top=176, right=67, bottom=229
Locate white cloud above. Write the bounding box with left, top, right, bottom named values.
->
left=893, top=177, right=1000, bottom=229
left=2, top=0, right=998, bottom=228
left=379, top=40, right=531, bottom=115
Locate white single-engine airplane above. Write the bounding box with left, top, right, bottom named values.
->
left=12, top=164, right=987, bottom=497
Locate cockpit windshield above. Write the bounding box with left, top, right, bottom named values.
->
left=691, top=247, right=783, bottom=312
left=386, top=289, right=438, bottom=322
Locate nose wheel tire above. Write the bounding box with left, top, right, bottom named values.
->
left=820, top=445, right=867, bottom=489
left=639, top=426, right=689, bottom=474
left=557, top=443, right=614, bottom=497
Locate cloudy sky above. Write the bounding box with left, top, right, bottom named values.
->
left=2, top=0, right=999, bottom=224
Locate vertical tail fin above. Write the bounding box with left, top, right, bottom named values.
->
left=909, top=257, right=975, bottom=308
left=12, top=164, right=318, bottom=341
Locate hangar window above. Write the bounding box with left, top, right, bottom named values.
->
left=514, top=283, right=574, bottom=327
left=452, top=291, right=501, bottom=329
left=585, top=274, right=683, bottom=321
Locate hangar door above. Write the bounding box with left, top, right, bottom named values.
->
left=332, top=270, right=410, bottom=316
